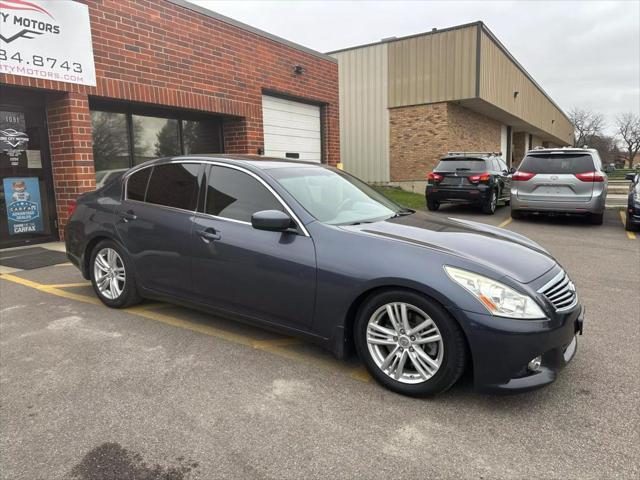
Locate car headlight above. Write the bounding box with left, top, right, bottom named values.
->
left=444, top=266, right=546, bottom=319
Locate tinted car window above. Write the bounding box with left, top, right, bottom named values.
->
left=126, top=167, right=152, bottom=201
left=519, top=154, right=595, bottom=174
left=146, top=163, right=199, bottom=210
left=205, top=166, right=282, bottom=222
left=434, top=159, right=487, bottom=172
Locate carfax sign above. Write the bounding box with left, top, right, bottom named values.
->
left=3, top=177, right=44, bottom=235
left=0, top=0, right=96, bottom=86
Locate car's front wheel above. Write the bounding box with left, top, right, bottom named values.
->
left=90, top=240, right=141, bottom=308
left=354, top=290, right=466, bottom=397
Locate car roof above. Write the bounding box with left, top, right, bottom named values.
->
left=150, top=154, right=325, bottom=170
left=526, top=147, right=598, bottom=155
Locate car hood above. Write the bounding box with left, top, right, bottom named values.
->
left=341, top=211, right=556, bottom=284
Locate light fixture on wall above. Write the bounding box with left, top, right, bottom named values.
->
left=293, top=64, right=305, bottom=75
left=513, top=91, right=519, bottom=99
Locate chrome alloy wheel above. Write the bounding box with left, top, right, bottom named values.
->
left=93, top=248, right=126, bottom=300
left=490, top=190, right=497, bottom=212
left=366, top=302, right=444, bottom=384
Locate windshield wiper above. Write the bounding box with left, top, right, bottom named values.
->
left=389, top=209, right=415, bottom=219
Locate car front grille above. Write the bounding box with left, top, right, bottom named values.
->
left=538, top=270, right=578, bottom=312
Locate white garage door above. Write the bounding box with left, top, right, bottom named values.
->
left=262, top=95, right=321, bottom=162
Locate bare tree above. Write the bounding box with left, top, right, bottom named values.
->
left=616, top=113, right=640, bottom=168
left=568, top=108, right=605, bottom=147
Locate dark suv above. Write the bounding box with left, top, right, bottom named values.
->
left=625, top=172, right=640, bottom=231
left=425, top=153, right=513, bottom=214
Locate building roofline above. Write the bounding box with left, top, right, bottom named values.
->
left=165, top=0, right=337, bottom=64
left=326, top=21, right=483, bottom=55
left=327, top=21, right=570, bottom=124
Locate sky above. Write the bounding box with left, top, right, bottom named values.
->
left=193, top=0, right=640, bottom=136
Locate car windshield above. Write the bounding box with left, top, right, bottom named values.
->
left=434, top=159, right=487, bottom=172
left=269, top=166, right=406, bottom=225
left=519, top=154, right=595, bottom=174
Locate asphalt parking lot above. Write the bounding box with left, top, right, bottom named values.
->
left=1, top=207, right=638, bottom=479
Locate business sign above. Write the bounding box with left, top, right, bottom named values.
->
left=0, top=111, right=28, bottom=167
left=0, top=0, right=96, bottom=86
left=3, top=177, right=44, bottom=235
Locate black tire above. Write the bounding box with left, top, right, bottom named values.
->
left=589, top=213, right=604, bottom=225
left=511, top=209, right=524, bottom=220
left=481, top=189, right=498, bottom=215
left=427, top=198, right=440, bottom=211
left=625, top=213, right=637, bottom=231
left=354, top=289, right=467, bottom=397
left=89, top=239, right=142, bottom=308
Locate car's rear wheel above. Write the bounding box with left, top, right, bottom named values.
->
left=427, top=198, right=440, bottom=211
left=511, top=209, right=524, bottom=220
left=482, top=189, right=497, bottom=214
left=625, top=212, right=637, bottom=231
left=354, top=290, right=466, bottom=397
left=90, top=240, right=141, bottom=308
left=589, top=212, right=604, bottom=225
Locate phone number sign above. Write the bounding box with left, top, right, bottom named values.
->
left=0, top=0, right=96, bottom=86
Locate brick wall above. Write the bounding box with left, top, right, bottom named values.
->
left=389, top=102, right=501, bottom=181
left=0, top=0, right=339, bottom=238
left=46, top=93, right=96, bottom=234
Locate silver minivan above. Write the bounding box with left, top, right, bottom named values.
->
left=510, top=148, right=607, bottom=224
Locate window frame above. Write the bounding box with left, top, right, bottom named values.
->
left=197, top=162, right=309, bottom=236
left=122, top=160, right=309, bottom=236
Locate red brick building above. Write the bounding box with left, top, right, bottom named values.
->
left=0, top=0, right=339, bottom=248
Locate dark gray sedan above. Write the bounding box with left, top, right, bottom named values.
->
left=65, top=155, right=584, bottom=396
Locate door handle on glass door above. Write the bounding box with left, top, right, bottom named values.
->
left=197, top=228, right=221, bottom=242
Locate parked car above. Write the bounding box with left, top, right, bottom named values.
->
left=625, top=172, right=640, bottom=231
left=425, top=152, right=513, bottom=214
left=65, top=155, right=584, bottom=397
left=510, top=147, right=607, bottom=224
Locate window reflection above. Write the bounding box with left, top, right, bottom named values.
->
left=183, top=119, right=222, bottom=154
left=132, top=115, right=180, bottom=165
left=90, top=111, right=131, bottom=183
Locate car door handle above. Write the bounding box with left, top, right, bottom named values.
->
left=120, top=211, right=137, bottom=222
left=196, top=228, right=221, bottom=242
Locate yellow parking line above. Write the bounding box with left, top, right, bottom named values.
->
left=0, top=273, right=370, bottom=383
left=55, top=262, right=73, bottom=267
left=498, top=217, right=513, bottom=228
left=619, top=210, right=636, bottom=240
left=47, top=282, right=91, bottom=288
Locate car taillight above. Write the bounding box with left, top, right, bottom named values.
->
left=574, top=171, right=605, bottom=182
left=427, top=172, right=444, bottom=183
left=512, top=171, right=536, bottom=181
left=67, top=199, right=77, bottom=218
left=468, top=172, right=491, bottom=184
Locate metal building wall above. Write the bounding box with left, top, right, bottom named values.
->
left=478, top=30, right=573, bottom=145
left=332, top=44, right=390, bottom=183
left=387, top=25, right=478, bottom=108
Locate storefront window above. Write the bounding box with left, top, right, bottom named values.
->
left=132, top=115, right=180, bottom=165
left=90, top=111, right=131, bottom=184
left=182, top=119, right=222, bottom=154
left=90, top=106, right=223, bottom=185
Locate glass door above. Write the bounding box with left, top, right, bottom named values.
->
left=1, top=98, right=58, bottom=249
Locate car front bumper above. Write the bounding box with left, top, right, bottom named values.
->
left=448, top=304, right=584, bottom=394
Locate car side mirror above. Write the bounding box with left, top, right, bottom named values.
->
left=509, top=167, right=516, bottom=174
left=625, top=173, right=636, bottom=181
left=251, top=210, right=295, bottom=232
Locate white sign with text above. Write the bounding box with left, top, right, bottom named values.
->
left=0, top=0, right=96, bottom=86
